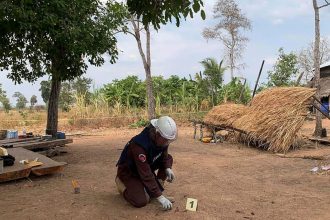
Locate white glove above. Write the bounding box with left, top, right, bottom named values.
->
left=165, top=168, right=175, bottom=182
left=157, top=195, right=172, bottom=210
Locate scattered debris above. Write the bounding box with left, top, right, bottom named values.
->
left=310, top=165, right=330, bottom=174
left=310, top=167, right=319, bottom=172
left=321, top=165, right=330, bottom=171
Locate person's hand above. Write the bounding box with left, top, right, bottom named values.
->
left=165, top=168, right=175, bottom=182
left=157, top=195, right=172, bottom=210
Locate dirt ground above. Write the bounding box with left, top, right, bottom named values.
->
left=1, top=120, right=330, bottom=220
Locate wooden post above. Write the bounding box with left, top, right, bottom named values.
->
left=193, top=122, right=197, bottom=139
left=212, top=127, right=218, bottom=144
left=312, top=103, right=330, bottom=120
left=251, top=60, right=265, bottom=100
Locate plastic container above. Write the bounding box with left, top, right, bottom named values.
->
left=320, top=102, right=329, bottom=115
left=6, top=130, right=18, bottom=139
left=56, top=132, right=66, bottom=139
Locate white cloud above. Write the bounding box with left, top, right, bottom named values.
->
left=272, top=18, right=284, bottom=25
left=240, top=0, right=312, bottom=25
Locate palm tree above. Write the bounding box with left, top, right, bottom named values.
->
left=200, top=58, right=226, bottom=106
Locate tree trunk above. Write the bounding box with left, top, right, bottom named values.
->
left=46, top=75, right=61, bottom=137
left=131, top=19, right=156, bottom=120
left=313, top=0, right=323, bottom=137
left=229, top=46, right=234, bottom=79
left=295, top=72, right=304, bottom=86
left=229, top=33, right=236, bottom=80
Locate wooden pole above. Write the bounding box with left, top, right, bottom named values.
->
left=312, top=95, right=330, bottom=114
left=312, top=103, right=330, bottom=120
left=252, top=60, right=265, bottom=100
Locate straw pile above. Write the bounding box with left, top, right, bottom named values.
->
left=203, top=103, right=248, bottom=127
left=203, top=87, right=316, bottom=153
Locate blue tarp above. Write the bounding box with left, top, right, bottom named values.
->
left=320, top=102, right=329, bottom=115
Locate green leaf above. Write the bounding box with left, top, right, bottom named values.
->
left=189, top=10, right=194, bottom=18
left=192, top=2, right=200, bottom=13
left=200, top=10, right=206, bottom=20
left=176, top=17, right=180, bottom=27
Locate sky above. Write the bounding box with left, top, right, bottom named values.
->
left=1, top=0, right=330, bottom=105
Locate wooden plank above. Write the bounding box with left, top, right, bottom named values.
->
left=276, top=153, right=326, bottom=160
left=12, top=139, right=73, bottom=150
left=0, top=137, right=41, bottom=145
left=0, top=163, right=31, bottom=183
left=7, top=148, right=67, bottom=176
left=309, top=137, right=330, bottom=145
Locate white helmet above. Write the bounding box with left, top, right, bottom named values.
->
left=151, top=116, right=177, bottom=140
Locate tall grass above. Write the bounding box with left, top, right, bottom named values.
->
left=0, top=90, right=211, bottom=134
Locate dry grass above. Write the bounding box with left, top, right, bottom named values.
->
left=203, top=103, right=248, bottom=127
left=0, top=104, right=209, bottom=136
left=203, top=87, right=316, bottom=153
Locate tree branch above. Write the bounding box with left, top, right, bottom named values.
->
left=318, top=1, right=330, bottom=9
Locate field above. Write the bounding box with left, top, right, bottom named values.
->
left=0, top=120, right=330, bottom=220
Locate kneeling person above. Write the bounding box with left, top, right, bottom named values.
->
left=116, top=116, right=177, bottom=210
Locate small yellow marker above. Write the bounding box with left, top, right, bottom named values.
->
left=72, top=180, right=80, bottom=194
left=186, top=198, right=198, bottom=211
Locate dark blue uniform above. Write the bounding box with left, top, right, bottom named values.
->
left=116, top=125, right=173, bottom=207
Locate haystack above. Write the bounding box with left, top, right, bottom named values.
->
left=203, top=87, right=316, bottom=153
left=203, top=103, right=248, bottom=127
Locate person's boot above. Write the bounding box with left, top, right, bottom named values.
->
left=158, top=179, right=165, bottom=188
left=115, top=177, right=126, bottom=194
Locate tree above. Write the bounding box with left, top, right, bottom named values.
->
left=266, top=48, right=299, bottom=87
left=40, top=78, right=93, bottom=111
left=297, top=37, right=330, bottom=83
left=13, top=92, right=28, bottom=109
left=0, top=84, right=10, bottom=112
left=200, top=58, right=225, bottom=106
left=129, top=18, right=157, bottom=119
left=312, top=0, right=330, bottom=137
left=103, top=75, right=145, bottom=108
left=127, top=0, right=205, bottom=30
left=71, top=77, right=93, bottom=104
left=123, top=0, right=205, bottom=119
left=58, top=82, right=75, bottom=112
left=0, top=0, right=127, bottom=136
left=39, top=80, right=52, bottom=104
left=30, top=95, right=37, bottom=108
left=1, top=97, right=11, bottom=112
left=219, top=77, right=251, bottom=104
left=203, top=0, right=251, bottom=79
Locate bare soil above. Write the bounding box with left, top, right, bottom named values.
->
left=0, top=120, right=330, bottom=220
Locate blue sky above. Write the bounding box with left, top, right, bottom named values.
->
left=1, top=0, right=330, bottom=105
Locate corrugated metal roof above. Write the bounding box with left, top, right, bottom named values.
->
left=320, top=61, right=330, bottom=69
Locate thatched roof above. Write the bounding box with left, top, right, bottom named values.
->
left=203, top=87, right=316, bottom=153
left=203, top=104, right=248, bottom=127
